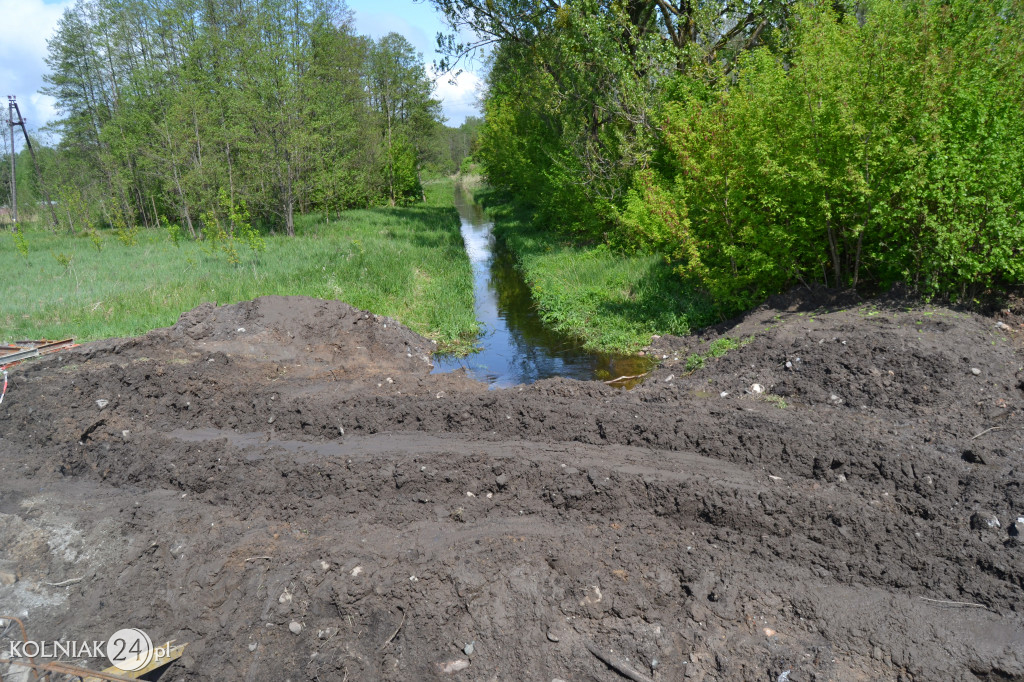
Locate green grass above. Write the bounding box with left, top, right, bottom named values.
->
left=684, top=336, right=752, bottom=374
left=478, top=191, right=716, bottom=353
left=1, top=178, right=478, bottom=352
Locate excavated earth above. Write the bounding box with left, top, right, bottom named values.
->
left=1, top=293, right=1023, bottom=682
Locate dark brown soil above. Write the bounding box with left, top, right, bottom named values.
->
left=1, top=294, right=1023, bottom=682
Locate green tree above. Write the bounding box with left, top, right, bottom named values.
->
left=368, top=33, right=443, bottom=205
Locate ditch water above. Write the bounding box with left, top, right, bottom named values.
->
left=430, top=185, right=654, bottom=388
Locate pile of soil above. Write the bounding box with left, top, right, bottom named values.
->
left=1, top=293, right=1022, bottom=681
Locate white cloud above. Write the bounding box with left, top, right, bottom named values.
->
left=0, top=0, right=74, bottom=133
left=347, top=0, right=484, bottom=125
left=429, top=66, right=482, bottom=126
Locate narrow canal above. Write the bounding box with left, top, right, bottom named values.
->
left=431, top=184, right=653, bottom=388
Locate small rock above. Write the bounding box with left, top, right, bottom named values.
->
left=970, top=511, right=1001, bottom=530
left=95, top=399, right=109, bottom=409
left=121, top=430, right=131, bottom=440
left=414, top=493, right=430, bottom=503
left=463, top=641, right=475, bottom=655
left=872, top=646, right=883, bottom=660
left=319, top=561, right=330, bottom=571
left=785, top=361, right=793, bottom=369
left=248, top=642, right=258, bottom=651
left=0, top=571, right=18, bottom=586
left=439, top=659, right=470, bottom=674
left=279, top=589, right=293, bottom=604
left=971, top=367, right=982, bottom=376
left=720, top=391, right=729, bottom=398
left=351, top=566, right=363, bottom=577
left=236, top=327, right=246, bottom=333
left=1009, top=518, right=1023, bottom=538
left=750, top=383, right=764, bottom=394
left=996, top=321, right=1010, bottom=331
left=829, top=394, right=843, bottom=404
left=495, top=474, right=509, bottom=488
left=763, top=627, right=776, bottom=637
left=288, top=621, right=302, bottom=635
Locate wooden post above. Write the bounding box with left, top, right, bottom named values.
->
left=8, top=96, right=16, bottom=225
left=11, top=98, right=60, bottom=229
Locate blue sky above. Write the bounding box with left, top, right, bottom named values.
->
left=1, top=0, right=481, bottom=145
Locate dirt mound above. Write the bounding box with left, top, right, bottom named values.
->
left=1, top=296, right=1022, bottom=681
left=83, top=295, right=437, bottom=377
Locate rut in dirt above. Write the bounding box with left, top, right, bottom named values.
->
left=0, top=292, right=1022, bottom=682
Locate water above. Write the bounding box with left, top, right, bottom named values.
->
left=431, top=186, right=654, bottom=388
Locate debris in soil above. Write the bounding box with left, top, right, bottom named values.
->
left=1, top=292, right=1023, bottom=681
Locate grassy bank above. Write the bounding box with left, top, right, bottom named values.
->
left=2, top=179, right=478, bottom=352
left=479, top=189, right=715, bottom=353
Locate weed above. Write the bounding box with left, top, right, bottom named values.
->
left=760, top=395, right=788, bottom=409
left=12, top=226, right=29, bottom=258
left=54, top=252, right=73, bottom=270
left=709, top=337, right=739, bottom=357
left=685, top=354, right=705, bottom=372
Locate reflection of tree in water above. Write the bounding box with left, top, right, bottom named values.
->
left=437, top=188, right=655, bottom=387
left=453, top=187, right=488, bottom=226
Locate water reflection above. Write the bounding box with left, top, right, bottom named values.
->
left=431, top=185, right=654, bottom=388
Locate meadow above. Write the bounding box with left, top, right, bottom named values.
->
left=1, top=180, right=478, bottom=352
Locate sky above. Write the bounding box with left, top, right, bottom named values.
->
left=1, top=0, right=482, bottom=145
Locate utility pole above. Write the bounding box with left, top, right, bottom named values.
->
left=8, top=96, right=16, bottom=225
left=7, top=95, right=59, bottom=229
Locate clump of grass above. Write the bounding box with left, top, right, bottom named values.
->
left=682, top=336, right=752, bottom=374
left=760, top=394, right=788, bottom=409
left=708, top=337, right=739, bottom=357
left=2, top=179, right=478, bottom=353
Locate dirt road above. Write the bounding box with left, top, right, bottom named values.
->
left=1, top=294, right=1022, bottom=681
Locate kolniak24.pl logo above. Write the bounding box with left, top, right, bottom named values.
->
left=8, top=628, right=164, bottom=672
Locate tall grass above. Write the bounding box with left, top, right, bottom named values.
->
left=1, top=179, right=478, bottom=352
left=481, top=190, right=715, bottom=353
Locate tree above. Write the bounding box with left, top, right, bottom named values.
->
left=40, top=0, right=448, bottom=236
left=368, top=33, right=443, bottom=205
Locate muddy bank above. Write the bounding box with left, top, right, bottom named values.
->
left=1, top=293, right=1022, bottom=681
